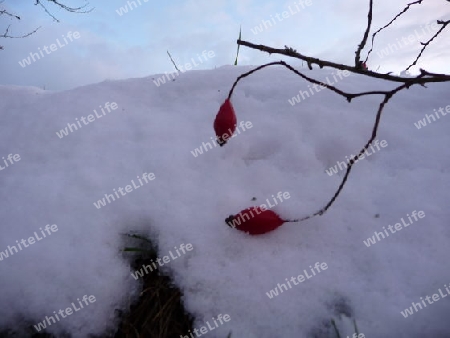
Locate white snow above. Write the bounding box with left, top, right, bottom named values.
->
left=0, top=65, right=449, bottom=338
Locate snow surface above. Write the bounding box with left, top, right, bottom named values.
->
left=0, top=65, right=449, bottom=338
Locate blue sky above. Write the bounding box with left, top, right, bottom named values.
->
left=0, top=0, right=449, bottom=90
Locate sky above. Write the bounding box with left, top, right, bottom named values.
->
left=0, top=0, right=449, bottom=90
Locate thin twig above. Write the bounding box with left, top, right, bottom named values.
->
left=0, top=8, right=20, bottom=20
left=365, top=0, right=423, bottom=63
left=225, top=61, right=433, bottom=222
left=405, top=19, right=450, bottom=71
left=34, top=0, right=93, bottom=22
left=355, top=0, right=373, bottom=68
left=317, top=83, right=408, bottom=218
left=228, top=2, right=450, bottom=224
left=228, top=61, right=349, bottom=100
left=0, top=0, right=91, bottom=50
left=0, top=25, right=40, bottom=39
left=167, top=50, right=181, bottom=73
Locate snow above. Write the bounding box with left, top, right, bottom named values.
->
left=0, top=65, right=449, bottom=338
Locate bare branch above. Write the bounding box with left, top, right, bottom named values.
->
left=405, top=19, right=450, bottom=71
left=355, top=0, right=373, bottom=68
left=34, top=0, right=93, bottom=22
left=167, top=50, right=181, bottom=73
left=223, top=60, right=440, bottom=222
left=365, top=0, right=423, bottom=63
left=0, top=24, right=40, bottom=43
left=0, top=3, right=40, bottom=49
left=0, top=1, right=91, bottom=50
left=317, top=83, right=410, bottom=218
left=237, top=39, right=450, bottom=84
left=227, top=2, right=450, bottom=223
left=228, top=61, right=396, bottom=103
left=228, top=61, right=349, bottom=101
left=36, top=0, right=92, bottom=13
left=0, top=8, right=20, bottom=20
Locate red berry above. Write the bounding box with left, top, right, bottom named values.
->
left=225, top=207, right=285, bottom=235
left=214, top=98, right=237, bottom=146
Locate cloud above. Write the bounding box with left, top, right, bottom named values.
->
left=0, top=0, right=448, bottom=90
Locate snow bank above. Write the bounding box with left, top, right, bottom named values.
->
left=0, top=65, right=449, bottom=337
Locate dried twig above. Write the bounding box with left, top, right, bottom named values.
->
left=364, top=0, right=423, bottom=63
left=0, top=1, right=28, bottom=49
left=229, top=0, right=450, bottom=222
left=34, top=0, right=93, bottom=22
left=355, top=0, right=373, bottom=68
left=0, top=0, right=91, bottom=49
left=225, top=60, right=429, bottom=222
left=0, top=24, right=40, bottom=40
left=0, top=7, right=20, bottom=20
left=167, top=50, right=181, bottom=73
left=405, top=19, right=450, bottom=71
left=237, top=39, right=450, bottom=84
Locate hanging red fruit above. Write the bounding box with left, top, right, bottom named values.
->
left=214, top=98, right=237, bottom=146
left=225, top=206, right=291, bottom=235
